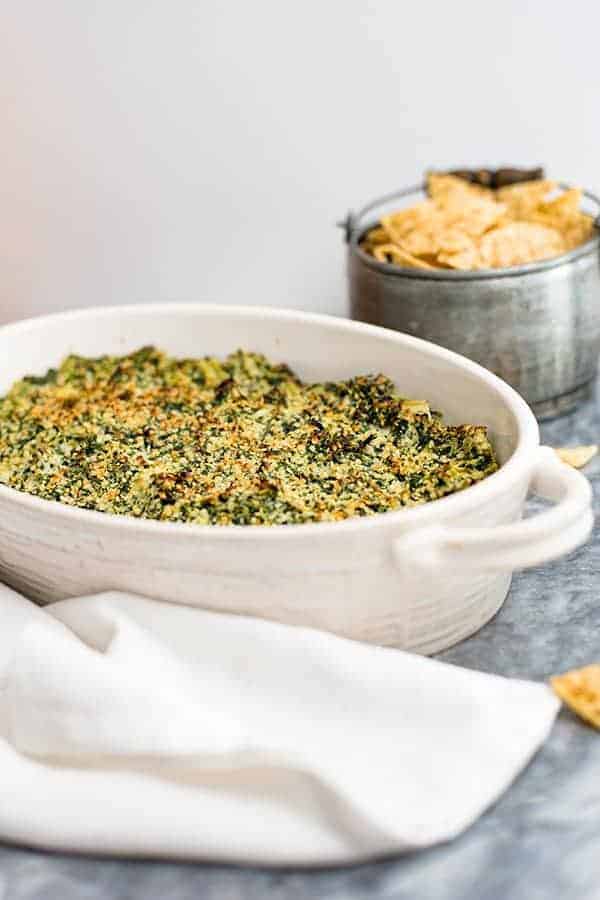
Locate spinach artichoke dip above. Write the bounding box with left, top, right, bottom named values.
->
left=0, top=348, right=498, bottom=525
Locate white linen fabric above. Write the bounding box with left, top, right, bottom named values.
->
left=0, top=583, right=559, bottom=865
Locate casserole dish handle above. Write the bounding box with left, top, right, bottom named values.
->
left=393, top=446, right=593, bottom=574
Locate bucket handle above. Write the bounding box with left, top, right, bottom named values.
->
left=337, top=183, right=423, bottom=245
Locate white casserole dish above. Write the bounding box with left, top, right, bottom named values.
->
left=0, top=304, right=593, bottom=654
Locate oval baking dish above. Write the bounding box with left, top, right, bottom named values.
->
left=0, top=305, right=593, bottom=654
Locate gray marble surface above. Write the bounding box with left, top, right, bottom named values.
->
left=2, top=395, right=600, bottom=900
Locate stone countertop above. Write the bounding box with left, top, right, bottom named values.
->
left=2, top=398, right=600, bottom=900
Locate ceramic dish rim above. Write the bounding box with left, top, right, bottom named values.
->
left=0, top=304, right=540, bottom=540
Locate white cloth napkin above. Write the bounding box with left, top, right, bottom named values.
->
left=0, top=583, right=559, bottom=865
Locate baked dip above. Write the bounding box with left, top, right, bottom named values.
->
left=0, top=348, right=498, bottom=525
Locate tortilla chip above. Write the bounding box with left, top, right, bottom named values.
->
left=381, top=202, right=437, bottom=235
left=380, top=207, right=436, bottom=252
left=479, top=222, right=565, bottom=268
left=532, top=207, right=596, bottom=251
left=428, top=177, right=504, bottom=234
left=362, top=226, right=388, bottom=246
left=395, top=228, right=442, bottom=258
left=437, top=245, right=483, bottom=270
left=382, top=209, right=445, bottom=258
left=538, top=188, right=582, bottom=220
left=496, top=179, right=557, bottom=219
left=372, top=243, right=435, bottom=269
left=447, top=198, right=506, bottom=238
left=434, top=227, right=471, bottom=251
left=551, top=664, right=600, bottom=729
left=427, top=173, right=493, bottom=201
left=383, top=200, right=502, bottom=257
left=563, top=213, right=596, bottom=250
left=554, top=445, right=598, bottom=468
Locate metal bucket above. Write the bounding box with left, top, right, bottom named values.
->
left=343, top=183, right=600, bottom=419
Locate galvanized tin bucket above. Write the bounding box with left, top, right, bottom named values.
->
left=343, top=183, right=600, bottom=418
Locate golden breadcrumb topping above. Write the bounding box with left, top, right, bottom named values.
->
left=0, top=348, right=498, bottom=525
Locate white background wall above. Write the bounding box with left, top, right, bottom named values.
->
left=1, top=0, right=597, bottom=325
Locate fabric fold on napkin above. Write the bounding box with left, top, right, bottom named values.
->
left=0, top=583, right=559, bottom=865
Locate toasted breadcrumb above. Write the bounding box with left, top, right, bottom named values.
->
left=0, top=348, right=498, bottom=526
